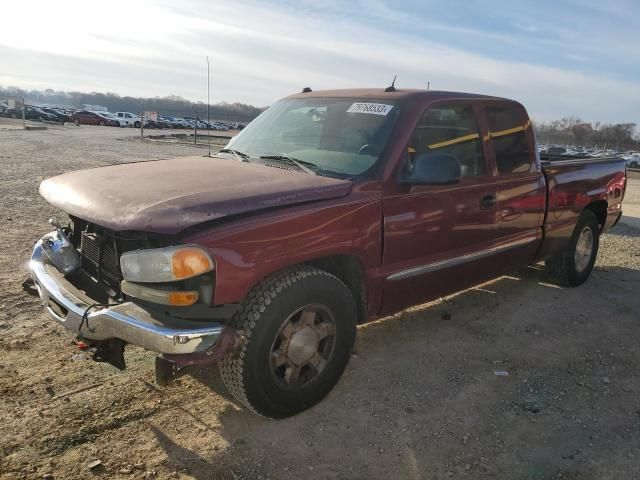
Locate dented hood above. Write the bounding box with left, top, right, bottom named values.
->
left=40, top=156, right=352, bottom=234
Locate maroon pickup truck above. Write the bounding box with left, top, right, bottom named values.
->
left=29, top=89, right=626, bottom=418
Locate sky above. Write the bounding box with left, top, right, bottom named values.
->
left=1, top=0, right=639, bottom=123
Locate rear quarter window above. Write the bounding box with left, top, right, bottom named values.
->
left=486, top=105, right=532, bottom=174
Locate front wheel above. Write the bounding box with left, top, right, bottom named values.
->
left=219, top=266, right=357, bottom=418
left=545, top=210, right=600, bottom=286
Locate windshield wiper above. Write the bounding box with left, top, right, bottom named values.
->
left=218, top=148, right=250, bottom=162
left=259, top=154, right=318, bottom=175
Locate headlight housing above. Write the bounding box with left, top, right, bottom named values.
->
left=120, top=245, right=214, bottom=283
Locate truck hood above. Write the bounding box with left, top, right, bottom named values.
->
left=40, top=156, right=353, bottom=234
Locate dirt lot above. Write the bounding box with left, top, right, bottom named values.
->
left=1, top=121, right=640, bottom=480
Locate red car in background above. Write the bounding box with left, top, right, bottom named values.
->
left=70, top=110, right=119, bottom=126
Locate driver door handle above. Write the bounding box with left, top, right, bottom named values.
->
left=480, top=194, right=497, bottom=209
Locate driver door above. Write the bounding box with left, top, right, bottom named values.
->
left=380, top=101, right=502, bottom=315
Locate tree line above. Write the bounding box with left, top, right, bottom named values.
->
left=534, top=117, right=639, bottom=150
left=2, top=86, right=638, bottom=148
left=0, top=87, right=265, bottom=122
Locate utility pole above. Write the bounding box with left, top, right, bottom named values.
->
left=140, top=98, right=144, bottom=138
left=207, top=56, right=211, bottom=157
left=21, top=97, right=26, bottom=129
left=193, top=104, right=197, bottom=144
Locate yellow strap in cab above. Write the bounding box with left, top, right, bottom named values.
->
left=489, top=121, right=531, bottom=139
left=427, top=133, right=480, bottom=150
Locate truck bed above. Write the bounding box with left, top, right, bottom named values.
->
left=537, top=155, right=626, bottom=259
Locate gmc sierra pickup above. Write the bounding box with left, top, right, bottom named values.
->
left=29, top=89, right=626, bottom=418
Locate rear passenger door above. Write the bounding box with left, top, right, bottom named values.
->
left=482, top=102, right=545, bottom=270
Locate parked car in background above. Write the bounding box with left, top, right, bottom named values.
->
left=158, top=115, right=182, bottom=128
left=4, top=105, right=60, bottom=123
left=542, top=146, right=567, bottom=156
left=176, top=118, right=193, bottom=128
left=70, top=110, right=119, bottom=126
left=624, top=153, right=640, bottom=168
left=100, top=112, right=125, bottom=127
left=38, top=107, right=71, bottom=123
left=115, top=112, right=142, bottom=128
left=144, top=119, right=165, bottom=129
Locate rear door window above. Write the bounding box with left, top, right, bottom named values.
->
left=408, top=103, right=486, bottom=178
left=485, top=105, right=532, bottom=174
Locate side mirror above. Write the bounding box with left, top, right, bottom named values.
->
left=404, top=152, right=461, bottom=185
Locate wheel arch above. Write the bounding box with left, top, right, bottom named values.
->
left=584, top=200, right=607, bottom=230
left=304, top=254, right=366, bottom=324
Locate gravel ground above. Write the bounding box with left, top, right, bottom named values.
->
left=1, top=121, right=639, bottom=480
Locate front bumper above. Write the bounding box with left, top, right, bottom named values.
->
left=29, top=232, right=225, bottom=355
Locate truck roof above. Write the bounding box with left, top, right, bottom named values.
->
left=286, top=88, right=507, bottom=103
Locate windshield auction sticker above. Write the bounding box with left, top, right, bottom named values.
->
left=346, top=103, right=394, bottom=115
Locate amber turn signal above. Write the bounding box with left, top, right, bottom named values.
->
left=121, top=281, right=199, bottom=307
left=167, top=291, right=199, bottom=306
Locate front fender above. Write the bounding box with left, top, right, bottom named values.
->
left=180, top=197, right=382, bottom=307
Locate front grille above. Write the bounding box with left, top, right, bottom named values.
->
left=79, top=232, right=120, bottom=285
left=68, top=216, right=176, bottom=298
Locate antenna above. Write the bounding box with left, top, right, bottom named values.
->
left=207, top=56, right=211, bottom=157
left=427, top=81, right=430, bottom=91
left=385, top=75, right=397, bottom=92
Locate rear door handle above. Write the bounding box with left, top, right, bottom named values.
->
left=480, top=194, right=497, bottom=209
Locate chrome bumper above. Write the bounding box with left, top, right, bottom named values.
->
left=29, top=232, right=224, bottom=355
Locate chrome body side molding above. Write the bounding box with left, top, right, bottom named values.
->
left=387, top=236, right=538, bottom=281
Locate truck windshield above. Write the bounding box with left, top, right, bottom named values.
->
left=225, top=97, right=400, bottom=178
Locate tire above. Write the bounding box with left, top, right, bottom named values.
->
left=545, top=210, right=600, bottom=286
left=74, top=119, right=80, bottom=126
left=134, top=121, right=141, bottom=128
left=219, top=266, right=357, bottom=418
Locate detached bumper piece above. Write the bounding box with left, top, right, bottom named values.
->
left=29, top=232, right=226, bottom=361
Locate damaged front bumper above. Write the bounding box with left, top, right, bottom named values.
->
left=29, top=231, right=230, bottom=357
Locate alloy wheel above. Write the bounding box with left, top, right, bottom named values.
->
left=269, top=304, right=336, bottom=387
left=574, top=226, right=594, bottom=272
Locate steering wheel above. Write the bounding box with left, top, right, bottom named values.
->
left=358, top=144, right=382, bottom=156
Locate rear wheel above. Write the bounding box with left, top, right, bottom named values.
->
left=219, top=266, right=357, bottom=418
left=545, top=210, right=600, bottom=286
left=134, top=121, right=141, bottom=128
left=74, top=119, right=80, bottom=126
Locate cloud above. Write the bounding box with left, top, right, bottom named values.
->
left=0, top=0, right=638, bottom=123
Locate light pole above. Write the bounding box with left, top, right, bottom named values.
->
left=207, top=56, right=211, bottom=157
